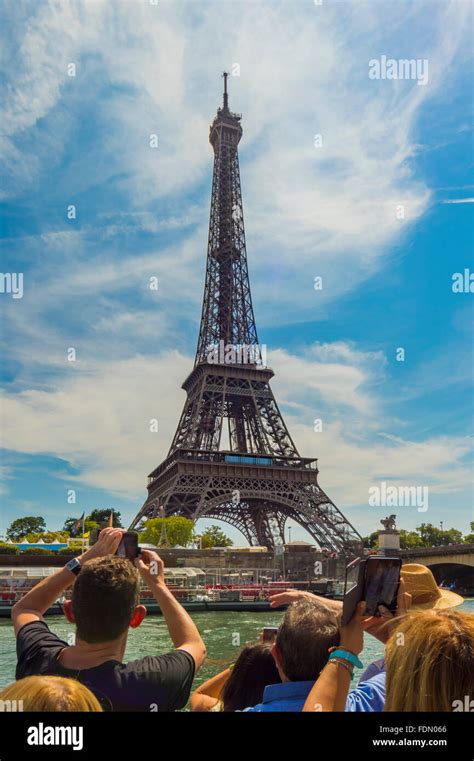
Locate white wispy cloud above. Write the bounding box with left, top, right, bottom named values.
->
left=442, top=198, right=474, bottom=204
left=2, top=0, right=471, bottom=328
left=1, top=345, right=471, bottom=516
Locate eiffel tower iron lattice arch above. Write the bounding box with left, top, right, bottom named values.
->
left=130, top=74, right=363, bottom=553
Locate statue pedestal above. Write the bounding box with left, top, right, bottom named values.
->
left=377, top=530, right=400, bottom=555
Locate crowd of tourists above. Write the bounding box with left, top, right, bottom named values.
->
left=1, top=528, right=472, bottom=712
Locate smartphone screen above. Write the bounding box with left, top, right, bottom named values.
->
left=116, top=531, right=139, bottom=561
left=364, top=558, right=401, bottom=616
left=262, top=627, right=278, bottom=643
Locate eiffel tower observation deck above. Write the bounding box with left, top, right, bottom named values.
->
left=130, top=75, right=362, bottom=553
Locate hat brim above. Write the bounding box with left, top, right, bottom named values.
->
left=411, top=588, right=465, bottom=610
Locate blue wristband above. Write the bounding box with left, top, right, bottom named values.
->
left=329, top=649, right=363, bottom=669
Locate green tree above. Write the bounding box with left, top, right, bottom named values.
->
left=466, top=522, right=474, bottom=543
left=361, top=531, right=379, bottom=549
left=63, top=517, right=98, bottom=535
left=416, top=523, right=463, bottom=547
left=87, top=509, right=123, bottom=528
left=463, top=522, right=474, bottom=544
left=200, top=525, right=234, bottom=549
left=63, top=517, right=80, bottom=534
left=398, top=530, right=424, bottom=549
left=84, top=519, right=99, bottom=534
left=6, top=516, right=46, bottom=541
left=0, top=543, right=19, bottom=555
left=24, top=531, right=69, bottom=544
left=20, top=547, right=51, bottom=555
left=139, top=516, right=194, bottom=548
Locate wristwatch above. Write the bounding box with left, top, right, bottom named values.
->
left=64, top=557, right=81, bottom=576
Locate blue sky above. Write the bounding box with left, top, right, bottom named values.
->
left=0, top=0, right=473, bottom=544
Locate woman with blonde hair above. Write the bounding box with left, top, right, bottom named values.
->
left=384, top=608, right=474, bottom=712
left=0, top=676, right=103, bottom=712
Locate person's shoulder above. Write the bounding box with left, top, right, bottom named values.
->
left=17, top=619, right=50, bottom=636
left=17, top=619, right=66, bottom=647
left=16, top=620, right=67, bottom=680
left=345, top=670, right=386, bottom=713
left=358, top=657, right=385, bottom=683
left=121, top=649, right=195, bottom=677
left=353, top=670, right=386, bottom=693
left=363, top=670, right=386, bottom=688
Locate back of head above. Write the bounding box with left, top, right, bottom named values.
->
left=385, top=609, right=474, bottom=711
left=72, top=556, right=140, bottom=643
left=276, top=600, right=339, bottom=681
left=220, top=643, right=281, bottom=711
left=0, top=676, right=102, bottom=712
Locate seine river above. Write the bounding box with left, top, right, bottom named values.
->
left=1, top=600, right=473, bottom=703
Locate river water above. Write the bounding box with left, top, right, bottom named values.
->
left=1, top=600, right=473, bottom=699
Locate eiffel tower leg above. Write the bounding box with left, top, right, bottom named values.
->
left=245, top=505, right=283, bottom=548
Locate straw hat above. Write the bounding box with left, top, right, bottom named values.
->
left=400, top=564, right=464, bottom=610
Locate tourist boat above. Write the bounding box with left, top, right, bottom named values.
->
left=0, top=566, right=333, bottom=617
left=0, top=567, right=66, bottom=617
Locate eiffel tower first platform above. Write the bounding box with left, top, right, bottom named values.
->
left=130, top=75, right=362, bottom=553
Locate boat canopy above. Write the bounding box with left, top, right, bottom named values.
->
left=0, top=567, right=59, bottom=578
left=164, top=568, right=205, bottom=578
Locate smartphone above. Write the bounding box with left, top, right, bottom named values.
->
left=363, top=557, right=401, bottom=616
left=262, top=627, right=278, bottom=643
left=341, top=556, right=401, bottom=625
left=116, top=531, right=140, bottom=561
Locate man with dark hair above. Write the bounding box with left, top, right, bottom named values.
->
left=12, top=528, right=206, bottom=711
left=71, top=556, right=141, bottom=643
left=244, top=599, right=339, bottom=711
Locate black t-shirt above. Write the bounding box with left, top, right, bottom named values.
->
left=16, top=620, right=195, bottom=712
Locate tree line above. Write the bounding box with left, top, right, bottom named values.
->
left=363, top=522, right=474, bottom=549
left=2, top=510, right=234, bottom=551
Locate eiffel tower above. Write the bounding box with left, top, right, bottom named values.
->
left=130, top=74, right=362, bottom=553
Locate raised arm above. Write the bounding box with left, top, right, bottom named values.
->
left=190, top=667, right=232, bottom=711
left=303, top=602, right=366, bottom=712
left=11, top=528, right=124, bottom=635
left=135, top=550, right=206, bottom=672
left=269, top=589, right=343, bottom=614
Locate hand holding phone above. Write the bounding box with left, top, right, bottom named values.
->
left=116, top=531, right=141, bottom=561
left=363, top=558, right=401, bottom=616
left=261, top=627, right=278, bottom=643
left=342, top=557, right=401, bottom=625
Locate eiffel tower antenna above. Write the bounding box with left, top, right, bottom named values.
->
left=222, top=71, right=229, bottom=111
left=130, top=76, right=362, bottom=553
